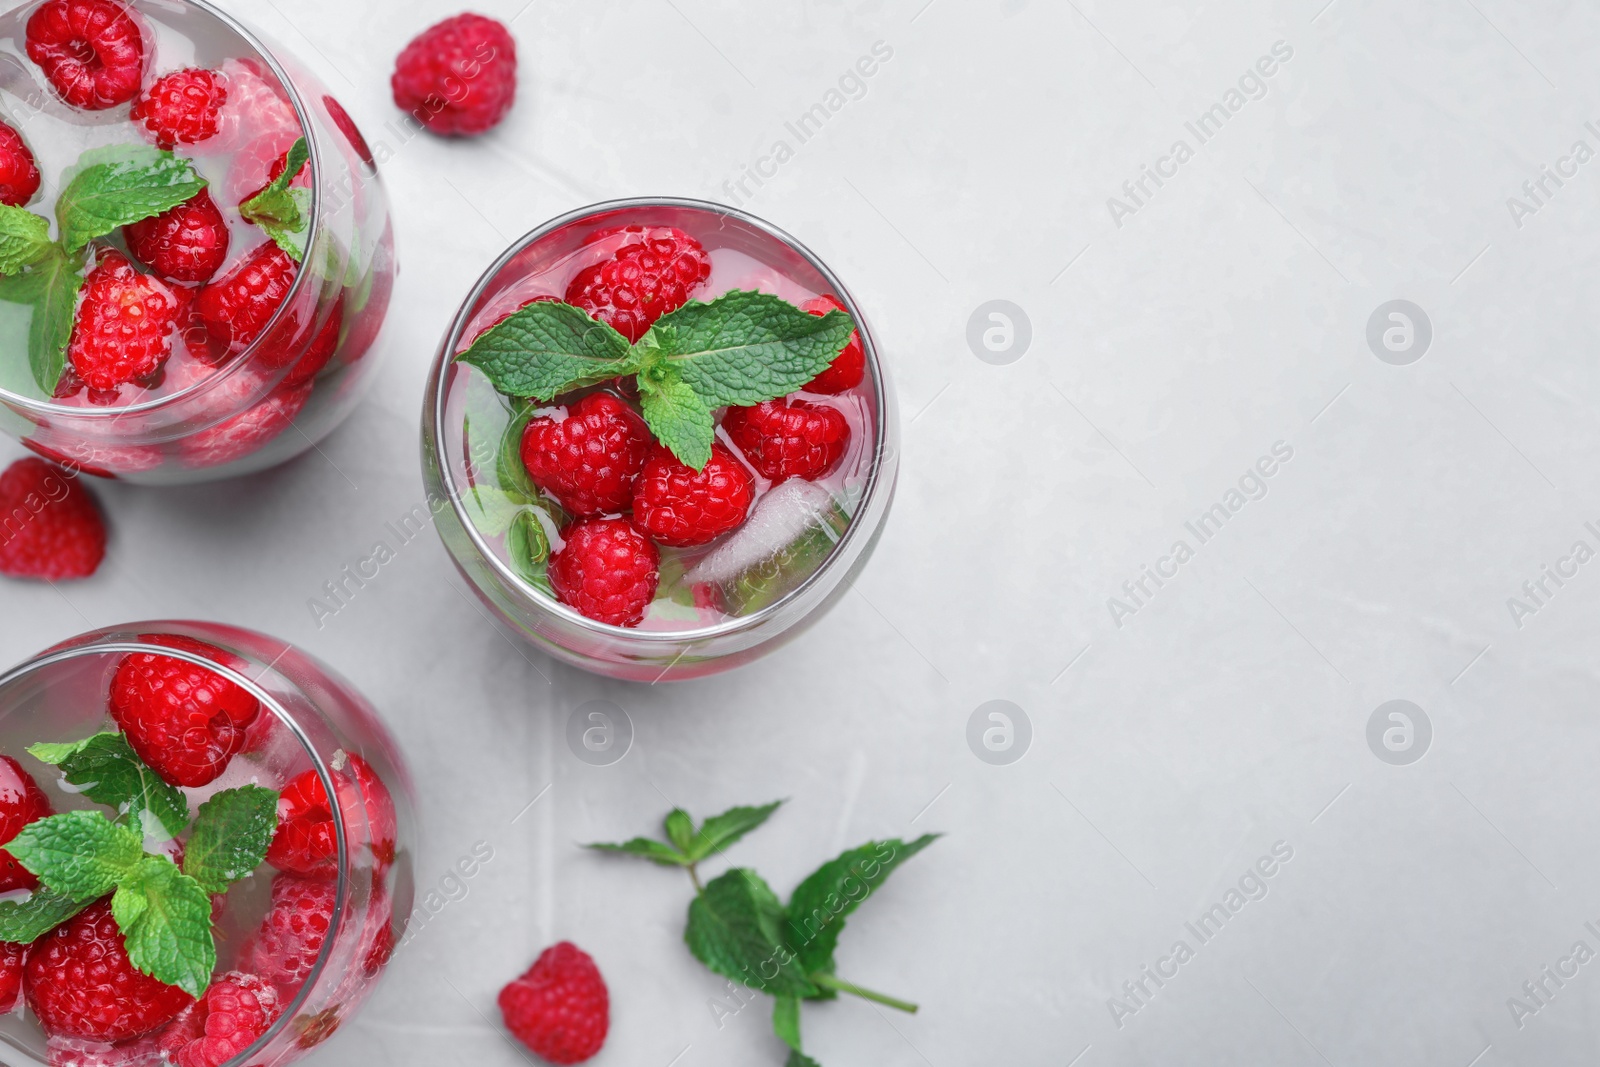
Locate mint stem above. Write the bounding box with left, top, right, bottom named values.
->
left=811, top=973, right=918, bottom=1013
left=688, top=863, right=704, bottom=894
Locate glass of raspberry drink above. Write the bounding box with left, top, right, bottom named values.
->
left=0, top=0, right=395, bottom=484
left=0, top=621, right=415, bottom=1066
left=423, top=198, right=899, bottom=681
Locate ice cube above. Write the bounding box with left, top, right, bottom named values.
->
left=688, top=479, right=849, bottom=613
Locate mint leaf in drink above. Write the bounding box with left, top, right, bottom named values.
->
left=0, top=887, right=90, bottom=943
left=6, top=810, right=145, bottom=902
left=637, top=366, right=713, bottom=470
left=113, top=854, right=216, bottom=997
left=585, top=836, right=689, bottom=868
left=465, top=485, right=529, bottom=538
left=646, top=290, right=854, bottom=408
left=0, top=206, right=54, bottom=275
left=665, top=810, right=695, bottom=854
left=785, top=835, right=939, bottom=982
left=240, top=139, right=313, bottom=262
left=685, top=868, right=818, bottom=998
left=56, top=144, right=207, bottom=253
left=0, top=246, right=85, bottom=396
left=497, top=401, right=539, bottom=500
left=457, top=300, right=636, bottom=401
left=684, top=801, right=783, bottom=863
left=29, top=732, right=191, bottom=840
left=506, top=510, right=553, bottom=593
left=773, top=995, right=802, bottom=1052
left=181, top=785, right=278, bottom=895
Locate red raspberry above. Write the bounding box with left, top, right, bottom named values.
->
left=156, top=971, right=279, bottom=1067
left=25, top=899, right=193, bottom=1042
left=130, top=68, right=227, bottom=150
left=520, top=393, right=653, bottom=517
left=0, top=459, right=106, bottom=581
left=178, top=379, right=313, bottom=471
left=801, top=295, right=866, bottom=394
left=0, top=120, right=41, bottom=207
left=548, top=518, right=659, bottom=628
left=45, top=1034, right=164, bottom=1066
left=123, top=189, right=230, bottom=284
left=249, top=874, right=334, bottom=999
left=0, top=939, right=24, bottom=1013
left=498, top=942, right=609, bottom=1065
left=566, top=227, right=711, bottom=343
left=196, top=242, right=297, bottom=355
left=67, top=250, right=181, bottom=395
left=0, top=753, right=54, bottom=892
left=25, top=0, right=145, bottom=111
left=267, top=754, right=397, bottom=879
left=108, top=634, right=262, bottom=788
left=391, top=14, right=517, bottom=137
left=724, top=398, right=850, bottom=482
left=633, top=443, right=754, bottom=548
left=267, top=293, right=345, bottom=389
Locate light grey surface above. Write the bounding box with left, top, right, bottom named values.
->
left=5, top=0, right=1600, bottom=1064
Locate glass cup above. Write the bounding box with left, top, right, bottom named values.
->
left=422, top=198, right=900, bottom=682
left=0, top=0, right=396, bottom=484
left=0, top=621, right=416, bottom=1066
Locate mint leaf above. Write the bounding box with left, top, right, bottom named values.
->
left=496, top=401, right=540, bottom=500
left=182, top=786, right=278, bottom=895
left=0, top=887, right=90, bottom=943
left=113, top=855, right=215, bottom=998
left=0, top=206, right=54, bottom=275
left=665, top=810, right=695, bottom=854
left=637, top=367, right=713, bottom=470
left=685, top=801, right=782, bottom=863
left=465, top=486, right=529, bottom=538
left=56, top=145, right=206, bottom=253
left=29, top=733, right=190, bottom=840
left=7, top=810, right=145, bottom=902
left=506, top=510, right=553, bottom=593
left=685, top=869, right=818, bottom=998
left=458, top=301, right=636, bottom=400
left=585, top=837, right=689, bottom=867
left=774, top=996, right=802, bottom=1053
left=648, top=290, right=853, bottom=408
left=786, top=1052, right=822, bottom=1067
left=0, top=247, right=85, bottom=397
left=240, top=141, right=313, bottom=262
left=785, top=836, right=939, bottom=982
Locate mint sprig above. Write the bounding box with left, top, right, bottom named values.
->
left=7, top=809, right=145, bottom=901
left=240, top=137, right=312, bottom=262
left=56, top=144, right=207, bottom=254
left=0, top=246, right=85, bottom=397
left=30, top=733, right=190, bottom=840
left=181, top=785, right=278, bottom=895
left=0, top=205, right=54, bottom=275
left=458, top=290, right=855, bottom=470
left=112, top=854, right=216, bottom=998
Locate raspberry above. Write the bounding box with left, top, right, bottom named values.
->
left=565, top=227, right=711, bottom=343
left=196, top=242, right=297, bottom=356
left=548, top=518, right=659, bottom=628
left=801, top=296, right=866, bottom=394
left=0, top=120, right=41, bottom=207
left=25, top=0, right=145, bottom=111
left=123, top=189, right=230, bottom=284
left=178, top=379, right=313, bottom=471
left=633, top=443, right=754, bottom=548
left=249, top=874, right=334, bottom=999
left=266, top=293, right=345, bottom=389
left=25, top=899, right=193, bottom=1042
left=0, top=939, right=23, bottom=1013
left=156, top=971, right=279, bottom=1067
left=0, top=458, right=106, bottom=581
left=724, top=398, right=850, bottom=482
left=45, top=1034, right=164, bottom=1067
left=108, top=633, right=262, bottom=788
left=130, top=68, right=226, bottom=150
left=520, top=393, right=653, bottom=517
left=0, top=753, right=53, bottom=892
left=498, top=942, right=609, bottom=1065
left=67, top=250, right=181, bottom=395
left=323, top=95, right=374, bottom=166
left=391, top=14, right=517, bottom=137
left=267, top=754, right=397, bottom=879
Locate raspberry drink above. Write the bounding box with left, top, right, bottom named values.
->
left=424, top=199, right=899, bottom=681
left=0, top=0, right=395, bottom=484
left=0, top=623, right=415, bottom=1067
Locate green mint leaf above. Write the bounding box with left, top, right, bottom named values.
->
left=242, top=185, right=312, bottom=263
left=585, top=837, right=689, bottom=868
left=457, top=300, right=635, bottom=401
left=29, top=733, right=191, bottom=840
left=646, top=290, right=854, bottom=408
left=465, top=486, right=530, bottom=538
left=786, top=1052, right=822, bottom=1067
left=685, top=801, right=783, bottom=863
left=665, top=810, right=696, bottom=854
left=6, top=810, right=145, bottom=902
left=113, top=855, right=216, bottom=998
left=773, top=996, right=802, bottom=1053
left=181, top=785, right=278, bottom=895
left=785, top=835, right=939, bottom=983
left=0, top=247, right=85, bottom=397
left=0, top=206, right=54, bottom=275
left=0, top=887, right=91, bottom=943
left=56, top=144, right=207, bottom=253
left=496, top=401, right=540, bottom=501
left=506, top=509, right=552, bottom=591
left=638, top=367, right=714, bottom=470
left=685, top=868, right=818, bottom=998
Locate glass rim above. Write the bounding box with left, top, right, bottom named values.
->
left=0, top=630, right=350, bottom=1062
left=428, top=195, right=897, bottom=645
left=0, top=0, right=327, bottom=421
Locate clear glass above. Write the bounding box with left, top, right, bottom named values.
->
left=0, top=621, right=416, bottom=1066
left=422, top=198, right=900, bottom=682
left=0, top=0, right=395, bottom=484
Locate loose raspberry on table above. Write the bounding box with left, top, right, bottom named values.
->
left=123, top=188, right=230, bottom=284
left=521, top=393, right=653, bottom=518
left=156, top=971, right=280, bottom=1067
left=108, top=633, right=262, bottom=788
left=565, top=227, right=712, bottom=343
left=0, top=458, right=106, bottom=582
left=130, top=68, right=227, bottom=150
left=267, top=753, right=397, bottom=879
left=25, top=0, right=145, bottom=111
left=0, top=752, right=53, bottom=891
left=548, top=518, right=660, bottom=628
left=67, top=250, right=181, bottom=395
left=196, top=242, right=297, bottom=356
left=633, top=443, right=754, bottom=548
left=391, top=14, right=517, bottom=137
left=801, top=295, right=866, bottom=394
left=724, top=398, right=851, bottom=482
left=498, top=942, right=610, bottom=1065
left=0, top=120, right=41, bottom=207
